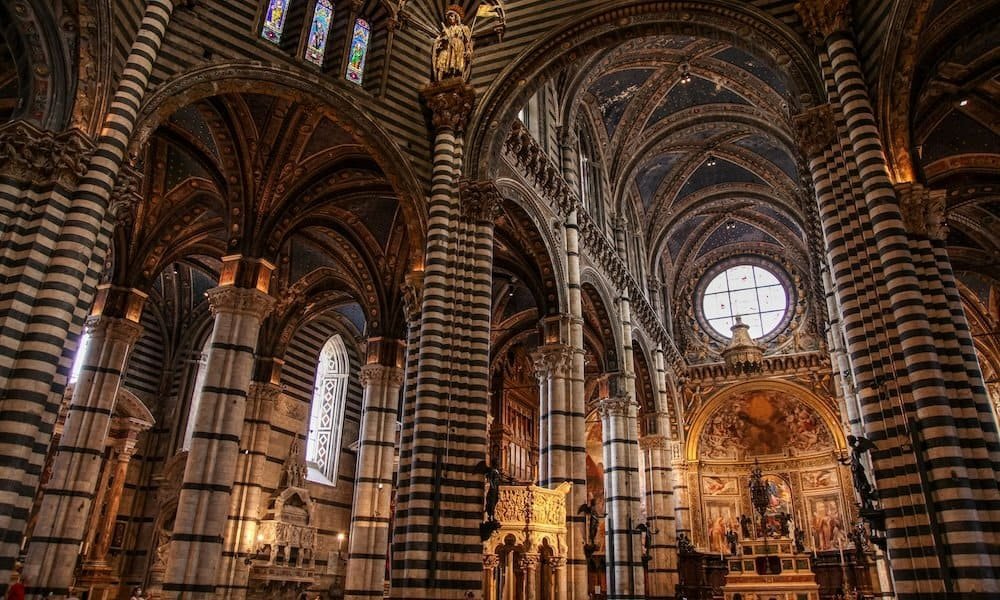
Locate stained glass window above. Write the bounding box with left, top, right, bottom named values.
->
left=305, top=0, right=334, bottom=66
left=346, top=18, right=371, bottom=84
left=262, top=0, right=289, bottom=43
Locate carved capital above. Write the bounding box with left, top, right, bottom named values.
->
left=556, top=125, right=579, bottom=149
left=517, top=554, right=539, bottom=572
left=206, top=286, right=276, bottom=319
left=795, top=0, right=851, bottom=41
left=548, top=556, right=566, bottom=572
left=639, top=434, right=670, bottom=451
left=421, top=79, right=476, bottom=133
left=483, top=554, right=500, bottom=570
left=248, top=381, right=281, bottom=405
left=360, top=364, right=405, bottom=388
left=597, top=396, right=636, bottom=418
left=0, top=121, right=94, bottom=185
left=459, top=179, right=503, bottom=223
left=531, top=344, right=574, bottom=381
left=401, top=271, right=424, bottom=323
left=895, top=182, right=947, bottom=241
left=110, top=161, right=144, bottom=226
left=793, top=104, right=838, bottom=159
left=84, top=315, right=144, bottom=346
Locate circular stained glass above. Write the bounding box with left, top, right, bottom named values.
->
left=700, top=264, right=789, bottom=339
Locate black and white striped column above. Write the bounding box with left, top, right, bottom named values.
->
left=163, top=259, right=275, bottom=598
left=558, top=126, right=590, bottom=600
left=218, top=374, right=280, bottom=597
left=643, top=346, right=677, bottom=599
left=345, top=339, right=404, bottom=600
left=797, top=0, right=1000, bottom=593
left=0, top=1, right=180, bottom=587
left=598, top=394, right=644, bottom=600
left=533, top=338, right=575, bottom=488
left=391, top=80, right=496, bottom=598
left=22, top=288, right=145, bottom=596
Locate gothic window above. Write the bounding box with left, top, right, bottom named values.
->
left=346, top=18, right=371, bottom=84
left=699, top=262, right=790, bottom=340
left=262, top=0, right=290, bottom=43
left=304, top=0, right=334, bottom=66
left=307, top=334, right=351, bottom=483
left=578, top=129, right=605, bottom=226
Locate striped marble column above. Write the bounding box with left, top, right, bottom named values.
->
left=217, top=370, right=280, bottom=598
left=23, top=288, right=145, bottom=596
left=598, top=395, right=644, bottom=600
left=558, top=126, right=590, bottom=600
left=163, top=258, right=275, bottom=598
left=345, top=339, right=404, bottom=600
left=391, top=80, right=497, bottom=598
left=797, top=0, right=1000, bottom=593
left=644, top=346, right=677, bottom=600
left=639, top=434, right=673, bottom=600
left=0, top=0, right=182, bottom=588
left=532, top=336, right=574, bottom=487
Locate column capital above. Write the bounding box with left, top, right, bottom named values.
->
left=795, top=0, right=851, bottom=41
left=547, top=555, right=566, bottom=573
left=421, top=78, right=476, bottom=133
left=360, top=363, right=405, bottom=387
left=556, top=124, right=579, bottom=148
left=459, top=179, right=503, bottom=223
left=483, top=553, right=500, bottom=570
left=517, top=553, right=539, bottom=572
left=597, top=396, right=636, bottom=418
left=531, top=344, right=574, bottom=381
left=109, top=160, right=144, bottom=226
left=84, top=315, right=144, bottom=345
left=895, top=182, right=948, bottom=241
left=793, top=104, right=838, bottom=159
left=248, top=381, right=282, bottom=404
left=0, top=120, right=94, bottom=185
left=639, top=434, right=670, bottom=450
left=206, top=286, right=276, bottom=318
left=401, top=270, right=424, bottom=323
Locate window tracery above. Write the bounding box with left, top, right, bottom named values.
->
left=306, top=334, right=350, bottom=483
left=700, top=263, right=789, bottom=340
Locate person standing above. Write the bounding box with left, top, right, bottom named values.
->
left=5, top=576, right=25, bottom=600
left=129, top=586, right=143, bottom=600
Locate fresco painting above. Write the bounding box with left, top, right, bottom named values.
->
left=808, top=494, right=847, bottom=551
left=699, top=390, right=834, bottom=459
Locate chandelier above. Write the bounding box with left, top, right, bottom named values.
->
left=722, top=315, right=764, bottom=374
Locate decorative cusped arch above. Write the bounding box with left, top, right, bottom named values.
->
left=466, top=0, right=823, bottom=180
left=684, top=379, right=846, bottom=462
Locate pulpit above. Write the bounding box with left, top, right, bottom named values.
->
left=482, top=483, right=571, bottom=600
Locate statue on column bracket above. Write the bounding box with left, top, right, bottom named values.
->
left=432, top=5, right=473, bottom=82
left=839, top=435, right=878, bottom=512
left=577, top=498, right=604, bottom=556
